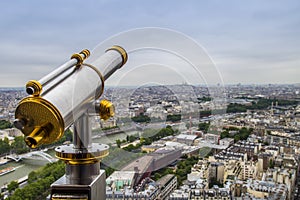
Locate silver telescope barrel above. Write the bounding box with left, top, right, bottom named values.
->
left=38, top=59, right=78, bottom=86
left=40, top=50, right=90, bottom=86
left=14, top=46, right=127, bottom=148
left=25, top=49, right=91, bottom=96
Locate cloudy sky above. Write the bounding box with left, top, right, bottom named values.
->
left=0, top=0, right=299, bottom=87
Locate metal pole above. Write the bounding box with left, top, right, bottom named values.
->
left=51, top=113, right=108, bottom=199
left=73, top=113, right=92, bottom=149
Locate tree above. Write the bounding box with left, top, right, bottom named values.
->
left=28, top=171, right=38, bottom=183
left=7, top=181, right=19, bottom=193
left=7, top=162, right=65, bottom=200
left=123, top=144, right=135, bottom=152
left=220, top=130, right=229, bottom=139
left=140, top=137, right=151, bottom=145
left=11, top=136, right=29, bottom=154
left=197, top=96, right=212, bottom=102
left=166, top=114, right=181, bottom=122
left=200, top=110, right=212, bottom=117
left=269, top=159, right=275, bottom=169
left=154, top=173, right=162, bottom=180
left=227, top=103, right=247, bottom=113
left=198, top=122, right=210, bottom=133
left=0, top=137, right=10, bottom=155
left=0, top=120, right=12, bottom=129
left=64, top=129, right=73, bottom=142
left=131, top=115, right=151, bottom=123
left=209, top=177, right=224, bottom=188
left=104, top=166, right=115, bottom=177
left=128, top=135, right=138, bottom=143
left=116, top=139, right=122, bottom=148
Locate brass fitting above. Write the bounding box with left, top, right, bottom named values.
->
left=106, top=45, right=128, bottom=65
left=99, top=99, right=115, bottom=121
left=71, top=49, right=90, bottom=68
left=80, top=49, right=90, bottom=58
left=55, top=144, right=109, bottom=165
left=25, top=123, right=53, bottom=148
left=26, top=80, right=42, bottom=96
left=15, top=97, right=64, bottom=148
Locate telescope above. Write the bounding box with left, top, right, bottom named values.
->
left=14, top=45, right=127, bottom=200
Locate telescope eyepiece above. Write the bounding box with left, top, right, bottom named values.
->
left=24, top=123, right=53, bottom=148
left=26, top=87, right=34, bottom=95
left=25, top=136, right=39, bottom=149
left=26, top=80, right=42, bottom=96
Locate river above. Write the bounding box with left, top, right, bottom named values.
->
left=0, top=161, right=41, bottom=186
left=0, top=130, right=140, bottom=187
left=92, top=130, right=141, bottom=144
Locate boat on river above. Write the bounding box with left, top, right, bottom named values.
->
left=0, top=167, right=15, bottom=176
left=0, top=160, right=8, bottom=166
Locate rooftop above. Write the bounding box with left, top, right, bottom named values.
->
left=176, top=134, right=198, bottom=141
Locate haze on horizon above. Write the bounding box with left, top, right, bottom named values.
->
left=0, top=0, right=299, bottom=87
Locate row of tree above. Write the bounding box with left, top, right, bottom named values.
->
left=131, top=115, right=151, bottom=123
left=141, top=126, right=177, bottom=141
left=0, top=136, right=28, bottom=156
left=6, top=161, right=65, bottom=200
left=0, top=120, right=12, bottom=130
left=116, top=126, right=177, bottom=152
left=0, top=129, right=73, bottom=156
left=198, top=122, right=210, bottom=133
left=197, top=96, right=212, bottom=102
left=198, top=98, right=299, bottom=117
left=131, top=114, right=182, bottom=123
left=220, top=127, right=253, bottom=142
left=115, top=134, right=140, bottom=148
left=152, top=156, right=199, bottom=186
left=227, top=98, right=298, bottom=113
left=123, top=127, right=177, bottom=152
left=166, top=114, right=181, bottom=122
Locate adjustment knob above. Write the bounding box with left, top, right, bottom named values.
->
left=99, top=99, right=115, bottom=120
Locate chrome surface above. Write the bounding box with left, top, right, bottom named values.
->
left=65, top=163, right=100, bottom=185
left=73, top=114, right=91, bottom=149
left=41, top=49, right=123, bottom=128
left=50, top=170, right=106, bottom=200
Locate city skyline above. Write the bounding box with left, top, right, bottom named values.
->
left=0, top=0, right=299, bottom=87
left=1, top=83, right=299, bottom=199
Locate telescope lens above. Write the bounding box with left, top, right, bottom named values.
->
left=26, top=87, right=34, bottom=95
left=25, top=136, right=38, bottom=148
left=23, top=124, right=53, bottom=148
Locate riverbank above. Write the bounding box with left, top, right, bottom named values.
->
left=0, top=129, right=141, bottom=188
left=0, top=161, right=41, bottom=186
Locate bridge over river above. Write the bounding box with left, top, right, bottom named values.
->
left=5, top=151, right=57, bottom=164
left=0, top=150, right=57, bottom=187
